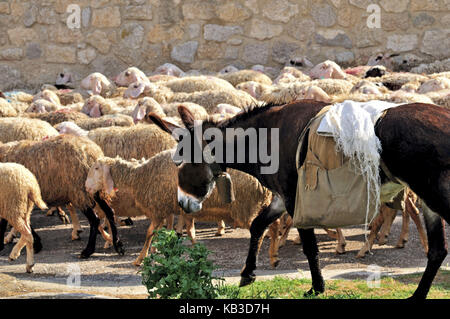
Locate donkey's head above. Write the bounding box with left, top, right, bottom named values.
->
left=148, top=106, right=235, bottom=214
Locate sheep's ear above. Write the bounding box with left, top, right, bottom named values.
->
left=146, top=112, right=182, bottom=135
left=102, top=165, right=115, bottom=197
left=178, top=105, right=195, bottom=129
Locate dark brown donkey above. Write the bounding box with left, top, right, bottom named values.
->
left=148, top=100, right=449, bottom=299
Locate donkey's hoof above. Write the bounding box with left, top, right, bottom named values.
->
left=79, top=248, right=94, bottom=259
left=114, top=240, right=125, bottom=256
left=270, top=259, right=280, bottom=268
left=33, top=241, right=43, bottom=254
left=239, top=275, right=255, bottom=287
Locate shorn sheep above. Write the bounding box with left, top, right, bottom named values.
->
left=0, top=135, right=123, bottom=258
left=0, top=163, right=47, bottom=273
left=86, top=150, right=284, bottom=267
left=0, top=117, right=59, bottom=143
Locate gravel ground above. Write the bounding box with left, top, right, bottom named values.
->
left=0, top=210, right=448, bottom=299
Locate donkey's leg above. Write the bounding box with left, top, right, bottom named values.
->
left=79, top=206, right=100, bottom=259
left=94, top=193, right=124, bottom=256
left=410, top=203, right=447, bottom=299
left=175, top=215, right=184, bottom=236
left=184, top=216, right=196, bottom=244
left=335, top=228, right=346, bottom=254
left=299, top=228, right=325, bottom=296
left=31, top=226, right=42, bottom=254
left=215, top=220, right=226, bottom=236
left=0, top=218, right=8, bottom=251
left=240, top=196, right=285, bottom=287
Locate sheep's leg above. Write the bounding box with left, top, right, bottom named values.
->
left=240, top=195, right=285, bottom=287
left=79, top=206, right=100, bottom=259
left=377, top=208, right=397, bottom=245
left=94, top=193, right=124, bottom=256
left=133, top=219, right=163, bottom=267
left=98, top=218, right=113, bottom=249
left=406, top=197, right=428, bottom=254
left=57, top=207, right=70, bottom=224
left=279, top=213, right=293, bottom=248
left=396, top=210, right=410, bottom=249
left=46, top=207, right=57, bottom=217
left=4, top=227, right=18, bottom=245
left=335, top=228, right=346, bottom=254
left=184, top=216, right=196, bottom=244
left=67, top=204, right=82, bottom=241
left=175, top=215, right=184, bottom=236
left=215, top=220, right=226, bottom=236
left=323, top=228, right=338, bottom=239
left=0, top=218, right=7, bottom=251
left=357, top=207, right=387, bottom=258
left=166, top=214, right=174, bottom=230
left=9, top=219, right=34, bottom=273
left=268, top=218, right=281, bottom=268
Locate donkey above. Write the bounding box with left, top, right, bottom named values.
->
left=148, top=100, right=449, bottom=299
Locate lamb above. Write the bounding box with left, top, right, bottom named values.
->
left=80, top=72, right=116, bottom=97
left=0, top=135, right=122, bottom=257
left=114, top=67, right=149, bottom=88
left=219, top=70, right=273, bottom=87
left=0, top=163, right=47, bottom=273
left=0, top=117, right=59, bottom=143
left=0, top=98, right=18, bottom=117
left=85, top=150, right=282, bottom=267
left=55, top=122, right=176, bottom=160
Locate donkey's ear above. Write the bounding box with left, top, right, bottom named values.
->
left=178, top=105, right=195, bottom=129
left=146, top=112, right=182, bottom=135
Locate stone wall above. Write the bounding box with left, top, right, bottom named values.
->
left=0, top=0, right=449, bottom=90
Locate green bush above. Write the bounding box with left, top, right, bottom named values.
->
left=140, top=228, right=223, bottom=299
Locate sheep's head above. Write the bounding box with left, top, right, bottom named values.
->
left=56, top=71, right=73, bottom=86
left=154, top=63, right=185, bottom=77
left=55, top=121, right=86, bottom=136
left=124, top=81, right=155, bottom=99
left=81, top=73, right=110, bottom=95
left=82, top=95, right=105, bottom=117
left=132, top=97, right=163, bottom=123
left=86, top=160, right=116, bottom=198
left=418, top=78, right=450, bottom=94
left=114, top=67, right=147, bottom=87
left=219, top=65, right=239, bottom=74
left=27, top=99, right=55, bottom=113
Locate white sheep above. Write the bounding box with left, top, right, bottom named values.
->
left=0, top=117, right=59, bottom=143
left=80, top=72, right=116, bottom=97
left=154, top=63, right=185, bottom=77
left=114, top=67, right=149, bottom=88
left=0, top=163, right=47, bottom=273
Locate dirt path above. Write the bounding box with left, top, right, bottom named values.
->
left=0, top=211, right=448, bottom=299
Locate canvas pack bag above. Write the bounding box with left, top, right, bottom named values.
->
left=293, top=111, right=379, bottom=229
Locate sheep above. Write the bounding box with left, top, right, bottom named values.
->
left=216, top=103, right=242, bottom=116
left=260, top=82, right=332, bottom=104
left=23, top=109, right=89, bottom=126
left=123, top=81, right=172, bottom=102
left=114, top=67, right=149, bottom=87
left=425, top=89, right=450, bottom=109
left=288, top=56, right=314, bottom=70
left=387, top=90, right=434, bottom=104
left=33, top=89, right=61, bottom=106
left=161, top=102, right=209, bottom=119
left=147, top=74, right=179, bottom=83
left=308, top=60, right=347, bottom=80
left=26, top=99, right=61, bottom=113
left=410, top=58, right=450, bottom=74
left=274, top=66, right=311, bottom=84
left=163, top=76, right=235, bottom=93
left=154, top=63, right=185, bottom=77
left=364, top=65, right=387, bottom=78
left=0, top=98, right=18, bottom=117
left=417, top=77, right=450, bottom=94
left=0, top=117, right=59, bottom=143
left=55, top=122, right=176, bottom=161
left=85, top=150, right=283, bottom=267
left=55, top=71, right=75, bottom=89
left=357, top=190, right=428, bottom=258
left=350, top=80, right=388, bottom=96
left=311, top=79, right=354, bottom=96
left=219, top=65, right=239, bottom=74
left=0, top=163, right=47, bottom=273
left=74, top=114, right=135, bottom=130
left=236, top=81, right=273, bottom=100
left=81, top=95, right=118, bottom=117
left=219, top=70, right=273, bottom=87
left=80, top=72, right=116, bottom=97
left=367, top=52, right=398, bottom=69
left=170, top=90, right=257, bottom=113
left=131, top=97, right=165, bottom=123
left=0, top=135, right=121, bottom=256
left=377, top=73, right=429, bottom=91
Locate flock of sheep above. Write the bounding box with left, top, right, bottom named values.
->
left=0, top=55, right=449, bottom=274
